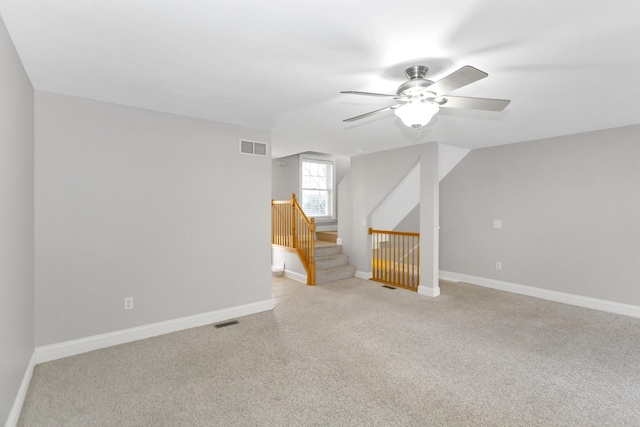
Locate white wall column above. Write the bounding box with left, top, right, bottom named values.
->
left=418, top=142, right=440, bottom=297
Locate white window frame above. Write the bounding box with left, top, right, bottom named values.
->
left=299, top=154, right=336, bottom=221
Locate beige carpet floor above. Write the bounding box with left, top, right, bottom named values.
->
left=19, top=278, right=640, bottom=426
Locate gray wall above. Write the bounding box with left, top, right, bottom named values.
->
left=0, top=15, right=34, bottom=424
left=35, top=91, right=272, bottom=346
left=271, top=154, right=300, bottom=200
left=339, top=142, right=439, bottom=292
left=440, top=124, right=640, bottom=306
left=394, top=204, right=420, bottom=233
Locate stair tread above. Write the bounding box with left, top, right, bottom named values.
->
left=314, top=243, right=343, bottom=257
left=317, top=264, right=356, bottom=272
left=313, top=240, right=339, bottom=247
left=315, top=253, right=347, bottom=260
left=315, top=253, right=349, bottom=269
left=316, top=264, right=356, bottom=283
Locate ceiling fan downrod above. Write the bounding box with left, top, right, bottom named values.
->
left=404, top=65, right=429, bottom=80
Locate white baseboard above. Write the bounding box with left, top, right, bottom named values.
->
left=355, top=271, right=372, bottom=280
left=34, top=299, right=273, bottom=364
left=5, top=352, right=36, bottom=427
left=284, top=269, right=307, bottom=283
left=440, top=270, right=640, bottom=318
left=417, top=285, right=441, bottom=297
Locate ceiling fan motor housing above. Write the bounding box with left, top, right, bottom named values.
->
left=396, top=66, right=437, bottom=98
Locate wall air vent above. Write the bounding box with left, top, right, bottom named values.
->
left=239, top=139, right=268, bottom=157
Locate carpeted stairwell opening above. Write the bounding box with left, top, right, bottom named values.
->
left=314, top=240, right=356, bottom=283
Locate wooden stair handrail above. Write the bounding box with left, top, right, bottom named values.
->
left=272, top=193, right=316, bottom=285
left=368, top=228, right=420, bottom=237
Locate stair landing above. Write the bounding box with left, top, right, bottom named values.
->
left=316, top=231, right=338, bottom=243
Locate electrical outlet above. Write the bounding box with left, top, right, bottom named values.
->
left=495, top=262, right=502, bottom=270
left=124, top=297, right=133, bottom=310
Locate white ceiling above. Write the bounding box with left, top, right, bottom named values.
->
left=2, top=0, right=640, bottom=158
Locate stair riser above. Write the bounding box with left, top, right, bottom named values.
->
left=316, top=232, right=338, bottom=243
left=314, top=245, right=343, bottom=257
left=316, top=266, right=357, bottom=283
left=315, top=254, right=349, bottom=269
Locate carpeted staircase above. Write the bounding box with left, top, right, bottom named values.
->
left=314, top=241, right=356, bottom=283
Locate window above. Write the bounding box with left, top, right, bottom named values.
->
left=300, top=156, right=335, bottom=219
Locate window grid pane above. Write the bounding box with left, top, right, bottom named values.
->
left=301, top=159, right=333, bottom=217
left=302, top=161, right=330, bottom=190
left=302, top=190, right=329, bottom=217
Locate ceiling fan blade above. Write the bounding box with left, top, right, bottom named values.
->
left=437, top=96, right=510, bottom=111
left=341, top=91, right=406, bottom=100
left=343, top=104, right=402, bottom=122
left=426, top=65, right=488, bottom=95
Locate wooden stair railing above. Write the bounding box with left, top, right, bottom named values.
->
left=368, top=228, right=420, bottom=291
left=272, top=193, right=316, bottom=285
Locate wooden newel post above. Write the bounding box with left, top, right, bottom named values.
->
left=271, top=199, right=275, bottom=244
left=291, top=193, right=297, bottom=248
left=308, top=217, right=316, bottom=285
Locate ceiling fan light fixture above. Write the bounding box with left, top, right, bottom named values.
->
left=394, top=100, right=439, bottom=129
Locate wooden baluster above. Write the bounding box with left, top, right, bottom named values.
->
left=369, top=228, right=375, bottom=280
left=374, top=232, right=378, bottom=280
left=392, top=233, right=395, bottom=284
left=290, top=193, right=297, bottom=248
left=381, top=233, right=383, bottom=280
left=402, top=235, right=405, bottom=288
left=409, top=236, right=415, bottom=287
left=278, top=205, right=282, bottom=245
left=416, top=235, right=420, bottom=286
left=414, top=236, right=418, bottom=288
left=396, top=234, right=399, bottom=285
left=386, top=233, right=390, bottom=283
left=375, top=232, right=379, bottom=280
left=308, top=218, right=316, bottom=285
left=371, top=233, right=380, bottom=279
left=411, top=236, right=415, bottom=288
left=278, top=204, right=281, bottom=246
left=411, top=236, right=415, bottom=289
left=389, top=233, right=393, bottom=283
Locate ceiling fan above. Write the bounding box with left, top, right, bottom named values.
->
left=341, top=65, right=510, bottom=129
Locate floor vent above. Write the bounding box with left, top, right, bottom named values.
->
left=215, top=320, right=239, bottom=328
left=239, top=139, right=268, bottom=157
left=382, top=285, right=396, bottom=290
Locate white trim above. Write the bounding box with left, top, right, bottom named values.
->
left=439, top=270, right=640, bottom=318
left=5, top=352, right=36, bottom=427
left=355, top=271, right=372, bottom=280
left=284, top=269, right=307, bottom=283
left=34, top=299, right=273, bottom=364
left=417, top=285, right=441, bottom=297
